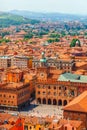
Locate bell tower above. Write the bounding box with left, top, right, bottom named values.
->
left=37, top=52, right=50, bottom=80
left=40, top=52, right=47, bottom=67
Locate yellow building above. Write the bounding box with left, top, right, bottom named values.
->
left=24, top=117, right=44, bottom=130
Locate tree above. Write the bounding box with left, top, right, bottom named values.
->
left=49, top=33, right=60, bottom=38
left=0, top=38, right=11, bottom=43
left=24, top=33, right=33, bottom=39
left=47, top=38, right=60, bottom=43
left=70, top=39, right=81, bottom=47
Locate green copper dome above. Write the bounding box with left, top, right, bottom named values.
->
left=40, top=58, right=47, bottom=63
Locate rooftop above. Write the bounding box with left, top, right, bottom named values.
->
left=63, top=91, right=87, bottom=113
left=58, top=72, right=87, bottom=83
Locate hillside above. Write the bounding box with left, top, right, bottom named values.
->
left=10, top=10, right=87, bottom=22
left=0, top=12, right=40, bottom=28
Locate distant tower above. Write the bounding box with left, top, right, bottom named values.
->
left=40, top=52, right=47, bottom=67
left=75, top=40, right=80, bottom=47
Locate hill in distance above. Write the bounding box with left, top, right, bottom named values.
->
left=0, top=12, right=40, bottom=27
left=10, top=10, right=87, bottom=22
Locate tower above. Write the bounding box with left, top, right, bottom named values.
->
left=40, top=52, right=47, bottom=67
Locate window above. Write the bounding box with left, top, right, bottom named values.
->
left=72, top=127, right=74, bottom=130
left=43, top=91, right=46, bottom=95
left=24, top=125, right=28, bottom=130
left=30, top=126, right=32, bottom=129
left=4, top=95, right=6, bottom=97
left=71, top=90, right=74, bottom=96
left=48, top=86, right=51, bottom=89
left=54, top=86, right=56, bottom=89
left=65, top=126, right=67, bottom=130
left=65, top=87, right=67, bottom=90
left=38, top=91, right=40, bottom=94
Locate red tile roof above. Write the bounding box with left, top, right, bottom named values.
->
left=63, top=91, right=87, bottom=113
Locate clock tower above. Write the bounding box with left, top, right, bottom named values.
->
left=37, top=52, right=50, bottom=80
left=40, top=51, right=47, bottom=67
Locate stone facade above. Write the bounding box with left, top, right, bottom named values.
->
left=0, top=68, right=35, bottom=111
left=11, top=56, right=32, bottom=69
left=33, top=53, right=75, bottom=72
left=0, top=55, right=12, bottom=68
left=36, top=66, right=87, bottom=106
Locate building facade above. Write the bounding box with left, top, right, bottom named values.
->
left=35, top=56, right=87, bottom=106
left=33, top=52, right=75, bottom=72
left=0, top=68, right=35, bottom=110
left=11, top=56, right=32, bottom=69
left=63, top=91, right=87, bottom=130
left=0, top=55, right=12, bottom=68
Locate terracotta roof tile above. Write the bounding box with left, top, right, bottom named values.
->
left=63, top=91, right=87, bottom=113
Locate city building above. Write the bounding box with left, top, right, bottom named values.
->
left=0, top=55, right=13, bottom=68
left=48, top=119, right=83, bottom=130
left=63, top=91, right=87, bottom=130
left=0, top=112, right=83, bottom=130
left=0, top=67, right=35, bottom=110
left=11, top=56, right=32, bottom=69
left=33, top=52, right=75, bottom=72
left=0, top=113, right=24, bottom=130
left=35, top=53, right=87, bottom=106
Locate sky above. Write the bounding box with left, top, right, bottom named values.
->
left=0, top=0, right=87, bottom=15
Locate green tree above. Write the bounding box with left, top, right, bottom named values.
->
left=0, top=38, right=11, bottom=43
left=47, top=38, right=60, bottom=43
left=49, top=33, right=60, bottom=38
left=24, top=33, right=33, bottom=39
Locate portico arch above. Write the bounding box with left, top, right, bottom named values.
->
left=48, top=99, right=51, bottom=105
left=58, top=99, right=62, bottom=106
left=37, top=98, right=41, bottom=104
left=43, top=98, right=46, bottom=104
left=53, top=99, right=57, bottom=105
left=63, top=100, right=67, bottom=106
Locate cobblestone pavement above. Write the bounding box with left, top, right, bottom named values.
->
left=19, top=104, right=63, bottom=119
left=4, top=101, right=63, bottom=119
left=28, top=105, right=63, bottom=118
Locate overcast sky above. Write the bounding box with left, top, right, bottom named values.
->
left=0, top=0, right=87, bottom=15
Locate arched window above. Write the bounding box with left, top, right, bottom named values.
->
left=48, top=99, right=51, bottom=105
left=58, top=99, right=62, bottom=106
left=63, top=100, right=67, bottom=106
left=37, top=98, right=41, bottom=104
left=43, top=98, right=46, bottom=104
left=53, top=99, right=57, bottom=105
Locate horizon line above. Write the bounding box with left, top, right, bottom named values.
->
left=1, top=9, right=87, bottom=16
